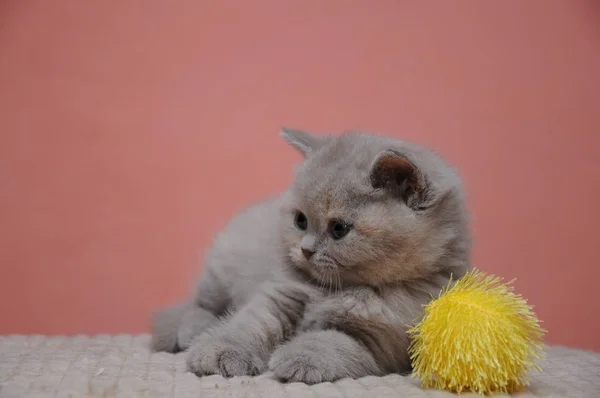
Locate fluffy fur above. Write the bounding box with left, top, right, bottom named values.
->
left=151, top=129, right=471, bottom=384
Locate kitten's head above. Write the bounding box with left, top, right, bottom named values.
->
left=278, top=128, right=470, bottom=288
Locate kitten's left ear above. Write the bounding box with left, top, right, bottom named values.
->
left=280, top=127, right=326, bottom=157
left=369, top=150, right=428, bottom=209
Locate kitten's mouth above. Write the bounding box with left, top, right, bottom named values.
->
left=288, top=252, right=342, bottom=283
left=305, top=260, right=340, bottom=279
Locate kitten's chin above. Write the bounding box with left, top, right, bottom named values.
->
left=290, top=258, right=341, bottom=287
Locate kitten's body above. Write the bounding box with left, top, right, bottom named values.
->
left=152, top=130, right=470, bottom=383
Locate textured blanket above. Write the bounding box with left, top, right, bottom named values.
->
left=1, top=335, right=598, bottom=397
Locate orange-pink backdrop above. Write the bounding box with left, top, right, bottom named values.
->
left=1, top=1, right=598, bottom=351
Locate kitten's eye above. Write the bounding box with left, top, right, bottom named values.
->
left=329, top=219, right=352, bottom=240
left=294, top=211, right=308, bottom=231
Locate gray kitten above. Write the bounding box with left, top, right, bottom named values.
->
left=151, top=129, right=470, bottom=384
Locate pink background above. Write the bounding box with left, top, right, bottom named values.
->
left=0, top=1, right=598, bottom=351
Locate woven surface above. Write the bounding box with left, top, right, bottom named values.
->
left=1, top=335, right=599, bottom=397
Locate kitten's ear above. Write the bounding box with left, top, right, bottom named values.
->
left=280, top=127, right=325, bottom=157
left=369, top=150, right=428, bottom=208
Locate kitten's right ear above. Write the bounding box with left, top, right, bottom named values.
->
left=280, top=127, right=325, bottom=157
left=369, top=150, right=428, bottom=209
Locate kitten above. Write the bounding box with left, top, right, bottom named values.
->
left=151, top=129, right=470, bottom=384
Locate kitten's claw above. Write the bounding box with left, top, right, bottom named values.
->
left=186, top=335, right=266, bottom=377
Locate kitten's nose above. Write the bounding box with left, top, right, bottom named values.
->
left=301, top=247, right=315, bottom=260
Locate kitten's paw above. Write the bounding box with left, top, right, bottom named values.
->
left=269, top=330, right=382, bottom=384
left=186, top=335, right=266, bottom=377
left=151, top=303, right=190, bottom=353
left=269, top=340, right=337, bottom=384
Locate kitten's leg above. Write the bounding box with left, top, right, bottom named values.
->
left=176, top=306, right=219, bottom=350
left=151, top=268, right=227, bottom=352
left=269, top=288, right=413, bottom=383
left=176, top=268, right=228, bottom=350
left=186, top=282, right=308, bottom=377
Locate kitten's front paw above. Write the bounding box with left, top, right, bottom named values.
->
left=269, top=340, right=337, bottom=384
left=269, top=330, right=382, bottom=384
left=186, top=334, right=266, bottom=377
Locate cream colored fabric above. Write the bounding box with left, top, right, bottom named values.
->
left=1, top=335, right=598, bottom=397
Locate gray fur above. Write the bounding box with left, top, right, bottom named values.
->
left=151, top=129, right=470, bottom=383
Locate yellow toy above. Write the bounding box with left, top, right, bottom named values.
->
left=408, top=269, right=545, bottom=395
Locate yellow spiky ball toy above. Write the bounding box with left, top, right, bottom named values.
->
left=408, top=269, right=546, bottom=395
